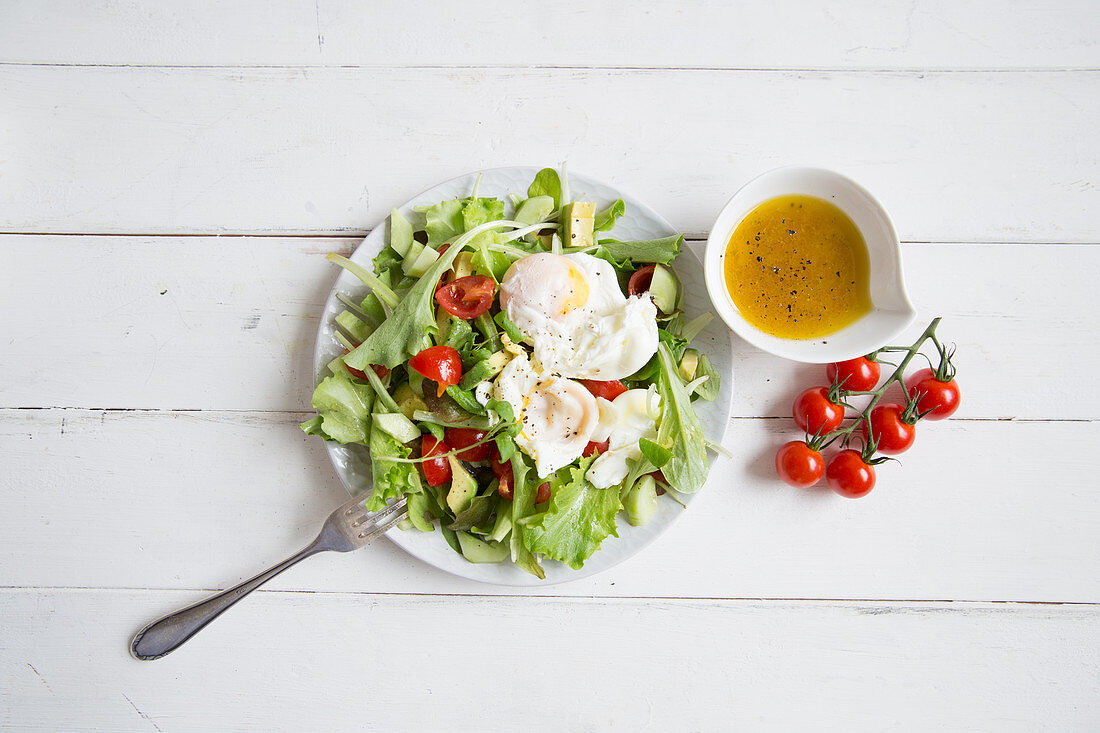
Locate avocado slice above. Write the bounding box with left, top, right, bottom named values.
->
left=647, top=264, right=679, bottom=313
left=445, top=456, right=478, bottom=514
left=402, top=242, right=440, bottom=277
left=679, top=348, right=700, bottom=382
left=393, top=383, right=428, bottom=420
left=561, top=201, right=596, bottom=248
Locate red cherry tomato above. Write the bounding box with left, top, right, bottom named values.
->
left=342, top=349, right=390, bottom=381
left=583, top=440, right=609, bottom=457
left=906, top=368, right=961, bottom=420
left=775, top=441, right=825, bottom=488
left=421, top=435, right=452, bottom=487
left=536, top=482, right=552, bottom=504
left=826, top=356, right=880, bottom=391
left=826, top=450, right=876, bottom=498
left=490, top=449, right=514, bottom=500
left=862, top=403, right=916, bottom=455
left=444, top=427, right=491, bottom=462
left=793, top=387, right=845, bottom=435
left=627, top=265, right=656, bottom=297
left=408, top=345, right=463, bottom=395
left=434, top=275, right=496, bottom=319
left=578, top=379, right=628, bottom=402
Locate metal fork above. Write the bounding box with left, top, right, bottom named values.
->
left=129, top=495, right=407, bottom=661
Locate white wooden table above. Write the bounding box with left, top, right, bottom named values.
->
left=2, top=2, right=1098, bottom=730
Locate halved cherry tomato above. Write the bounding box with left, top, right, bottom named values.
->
left=793, top=387, right=845, bottom=435
left=775, top=440, right=825, bottom=488
left=826, top=450, right=876, bottom=498
left=628, top=265, right=656, bottom=297
left=906, top=368, right=961, bottom=420
left=536, top=482, right=552, bottom=504
left=490, top=450, right=514, bottom=500
left=444, top=427, right=491, bottom=462
left=421, top=435, right=452, bottom=487
left=409, top=345, right=462, bottom=396
left=578, top=379, right=628, bottom=402
left=435, top=275, right=496, bottom=319
left=583, top=440, right=609, bottom=457
left=861, top=403, right=916, bottom=455
left=342, top=349, right=390, bottom=381
left=826, top=356, right=880, bottom=392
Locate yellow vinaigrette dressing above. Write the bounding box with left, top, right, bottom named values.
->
left=724, top=195, right=871, bottom=339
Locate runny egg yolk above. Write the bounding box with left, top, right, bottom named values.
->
left=559, top=261, right=590, bottom=315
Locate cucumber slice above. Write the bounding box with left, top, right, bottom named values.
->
left=648, top=264, right=679, bottom=313
left=625, top=475, right=659, bottom=527
left=403, top=243, right=439, bottom=277
left=514, top=195, right=555, bottom=226
left=372, top=412, right=420, bottom=443
left=456, top=532, right=509, bottom=563
left=390, top=208, right=414, bottom=257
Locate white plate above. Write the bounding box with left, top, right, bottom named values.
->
left=313, top=167, right=734, bottom=585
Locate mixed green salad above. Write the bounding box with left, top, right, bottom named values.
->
left=301, top=167, right=721, bottom=578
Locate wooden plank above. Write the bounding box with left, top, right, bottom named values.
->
left=1, top=236, right=1096, bottom=420
left=2, top=0, right=1098, bottom=70
left=1, top=408, right=1096, bottom=602
left=2, top=589, right=1097, bottom=731
left=1, top=66, right=1097, bottom=241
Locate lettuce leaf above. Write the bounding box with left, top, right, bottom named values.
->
left=597, top=234, right=683, bottom=265
left=306, top=371, right=374, bottom=445
left=345, top=239, right=469, bottom=370
left=594, top=199, right=625, bottom=233
left=527, top=168, right=562, bottom=208
left=655, top=343, right=709, bottom=493
left=521, top=456, right=621, bottom=570
left=365, top=410, right=424, bottom=511
left=509, top=452, right=545, bottom=579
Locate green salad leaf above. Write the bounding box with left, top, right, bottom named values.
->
left=521, top=456, right=621, bottom=570
left=345, top=239, right=469, bottom=370
left=655, top=343, right=709, bottom=494
left=305, top=371, right=374, bottom=444
left=527, top=168, right=562, bottom=208
left=693, top=353, right=721, bottom=402
left=366, top=408, right=424, bottom=511
left=594, top=199, right=625, bottom=232
left=509, top=452, right=545, bottom=579
left=597, top=234, right=683, bottom=265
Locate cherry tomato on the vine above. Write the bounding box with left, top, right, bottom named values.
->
left=409, top=345, right=463, bottom=396
left=906, top=368, right=961, bottom=420
left=435, top=275, right=496, bottom=319
left=444, top=427, right=491, bottom=462
left=578, top=379, right=628, bottom=402
left=775, top=441, right=825, bottom=488
left=421, top=435, right=452, bottom=487
left=793, top=387, right=845, bottom=435
left=862, top=403, right=916, bottom=455
left=826, top=450, right=876, bottom=498
left=826, top=356, right=880, bottom=392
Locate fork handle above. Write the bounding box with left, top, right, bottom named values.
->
left=130, top=542, right=325, bottom=661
